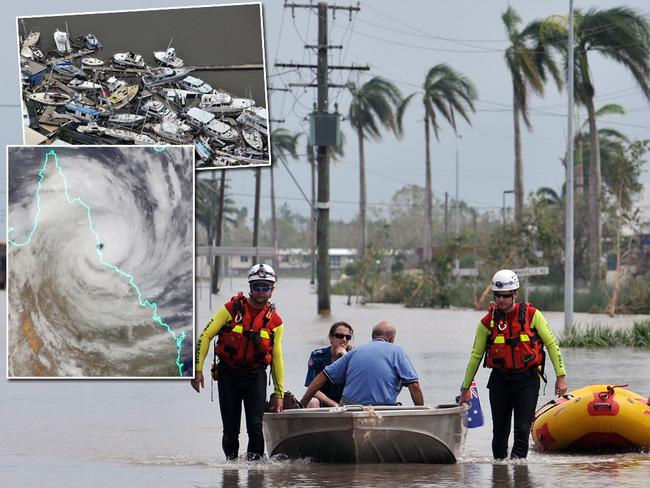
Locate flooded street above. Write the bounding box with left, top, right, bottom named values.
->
left=1, top=278, right=649, bottom=487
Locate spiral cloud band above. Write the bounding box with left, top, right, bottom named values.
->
left=7, top=146, right=194, bottom=378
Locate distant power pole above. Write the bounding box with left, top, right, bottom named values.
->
left=252, top=167, right=261, bottom=263
left=444, top=192, right=449, bottom=240
left=277, top=1, right=368, bottom=316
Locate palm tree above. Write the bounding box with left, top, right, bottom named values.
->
left=348, top=76, right=403, bottom=259
left=565, top=7, right=650, bottom=286
left=574, top=104, right=624, bottom=194
left=398, top=64, right=478, bottom=261
left=603, top=139, right=647, bottom=316
left=502, top=6, right=563, bottom=223
left=270, top=128, right=300, bottom=269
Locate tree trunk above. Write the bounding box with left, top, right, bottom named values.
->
left=211, top=170, right=226, bottom=294
left=580, top=50, right=602, bottom=287
left=270, top=164, right=279, bottom=270
left=252, top=167, right=261, bottom=263
left=513, top=94, right=524, bottom=225
left=358, top=126, right=367, bottom=260
left=606, top=206, right=622, bottom=317
left=585, top=95, right=602, bottom=287
left=575, top=132, right=584, bottom=196
left=423, top=111, right=434, bottom=261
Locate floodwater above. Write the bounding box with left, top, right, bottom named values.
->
left=1, top=278, right=649, bottom=487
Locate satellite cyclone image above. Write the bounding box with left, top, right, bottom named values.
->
left=7, top=145, right=195, bottom=378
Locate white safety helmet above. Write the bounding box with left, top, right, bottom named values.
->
left=247, top=263, right=276, bottom=284
left=491, top=269, right=519, bottom=291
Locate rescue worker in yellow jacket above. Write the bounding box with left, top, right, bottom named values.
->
left=459, top=269, right=568, bottom=460
left=191, top=264, right=284, bottom=460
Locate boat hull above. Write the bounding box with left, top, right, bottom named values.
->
left=532, top=384, right=650, bottom=452
left=264, top=404, right=467, bottom=464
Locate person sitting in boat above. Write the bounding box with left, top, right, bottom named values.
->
left=300, top=321, right=424, bottom=407
left=459, top=269, right=568, bottom=460
left=304, top=322, right=354, bottom=408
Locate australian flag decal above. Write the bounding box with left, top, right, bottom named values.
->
left=466, top=381, right=484, bottom=428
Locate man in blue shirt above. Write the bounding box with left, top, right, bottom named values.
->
left=300, top=321, right=424, bottom=406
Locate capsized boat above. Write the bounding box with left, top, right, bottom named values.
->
left=153, top=47, right=184, bottom=68
left=112, top=51, right=146, bottom=69
left=532, top=384, right=650, bottom=452
left=264, top=404, right=468, bottom=463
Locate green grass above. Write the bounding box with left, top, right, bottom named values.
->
left=560, top=320, right=650, bottom=347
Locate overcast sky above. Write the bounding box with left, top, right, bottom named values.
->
left=3, top=0, right=650, bottom=239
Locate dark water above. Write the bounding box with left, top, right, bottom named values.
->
left=1, top=279, right=649, bottom=487
left=18, top=4, right=267, bottom=105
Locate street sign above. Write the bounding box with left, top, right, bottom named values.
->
left=453, top=268, right=479, bottom=277
left=512, top=266, right=549, bottom=277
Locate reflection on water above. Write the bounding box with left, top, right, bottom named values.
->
left=490, top=463, right=533, bottom=488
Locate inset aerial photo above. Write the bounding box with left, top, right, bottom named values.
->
left=17, top=3, right=270, bottom=169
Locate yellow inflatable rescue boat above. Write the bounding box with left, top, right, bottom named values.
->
left=531, top=384, right=650, bottom=452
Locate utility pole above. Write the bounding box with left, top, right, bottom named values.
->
left=444, top=192, right=449, bottom=240
left=565, top=0, right=575, bottom=330
left=315, top=2, right=330, bottom=315
left=252, top=167, right=261, bottom=263
left=277, top=1, right=367, bottom=316
left=308, top=142, right=317, bottom=285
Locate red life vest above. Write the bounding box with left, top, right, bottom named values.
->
left=482, top=302, right=545, bottom=373
left=215, top=292, right=279, bottom=369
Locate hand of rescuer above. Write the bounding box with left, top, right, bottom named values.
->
left=270, top=396, right=284, bottom=413
left=554, top=375, right=568, bottom=397
left=191, top=371, right=204, bottom=393
left=459, top=387, right=472, bottom=405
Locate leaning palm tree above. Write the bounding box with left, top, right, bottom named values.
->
left=398, top=64, right=478, bottom=261
left=564, top=7, right=650, bottom=286
left=348, top=76, right=403, bottom=259
left=502, top=6, right=563, bottom=224
left=270, top=128, right=300, bottom=269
